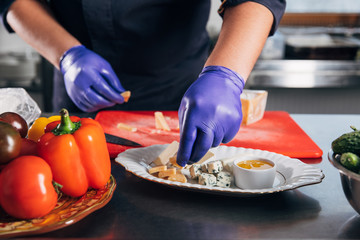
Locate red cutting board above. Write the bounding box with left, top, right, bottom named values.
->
left=95, top=111, right=323, bottom=160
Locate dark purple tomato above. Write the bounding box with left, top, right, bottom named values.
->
left=0, top=112, right=28, bottom=138
left=0, top=121, right=21, bottom=164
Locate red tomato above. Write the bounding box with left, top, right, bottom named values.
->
left=0, top=156, right=58, bottom=219
left=19, top=138, right=38, bottom=156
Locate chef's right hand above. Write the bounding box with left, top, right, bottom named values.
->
left=60, top=45, right=125, bottom=112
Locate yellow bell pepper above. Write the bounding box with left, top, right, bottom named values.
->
left=27, top=115, right=61, bottom=141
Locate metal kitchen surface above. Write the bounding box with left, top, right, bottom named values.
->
left=248, top=60, right=360, bottom=88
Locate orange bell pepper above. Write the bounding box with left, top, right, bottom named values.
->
left=38, top=109, right=111, bottom=197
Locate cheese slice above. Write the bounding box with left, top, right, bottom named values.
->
left=148, top=165, right=167, bottom=174
left=169, top=155, right=184, bottom=169
left=158, top=168, right=177, bottom=178
left=241, top=90, right=268, bottom=125
left=121, top=91, right=131, bottom=102
left=168, top=173, right=187, bottom=183
left=154, top=111, right=171, bottom=131
left=184, top=150, right=215, bottom=170
left=117, top=122, right=137, bottom=132
left=152, top=141, right=179, bottom=166
left=196, top=151, right=215, bottom=165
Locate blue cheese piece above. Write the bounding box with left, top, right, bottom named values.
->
left=189, top=164, right=202, bottom=179
left=198, top=173, right=217, bottom=186
left=201, top=164, right=208, bottom=172
left=216, top=171, right=232, bottom=188
left=207, top=160, right=223, bottom=174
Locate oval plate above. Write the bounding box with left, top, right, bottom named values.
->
left=115, top=145, right=324, bottom=196
left=0, top=175, right=116, bottom=238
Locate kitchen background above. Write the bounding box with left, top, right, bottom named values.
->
left=0, top=0, right=360, bottom=113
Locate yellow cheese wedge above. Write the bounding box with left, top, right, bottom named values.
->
left=117, top=122, right=137, bottom=132
left=152, top=141, right=179, bottom=166
left=168, top=173, right=187, bottom=183
left=121, top=91, right=131, bottom=102
left=241, top=90, right=268, bottom=125
left=169, top=155, right=184, bottom=169
left=196, top=151, right=215, bottom=165
left=148, top=165, right=167, bottom=174
left=158, top=168, right=177, bottom=178
left=154, top=111, right=171, bottom=131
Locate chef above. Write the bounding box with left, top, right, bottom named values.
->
left=0, top=0, right=286, bottom=166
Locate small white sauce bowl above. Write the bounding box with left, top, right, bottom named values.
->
left=233, top=155, right=277, bottom=189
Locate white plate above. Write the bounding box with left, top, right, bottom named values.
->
left=115, top=145, right=325, bottom=196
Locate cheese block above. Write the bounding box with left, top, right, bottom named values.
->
left=168, top=173, right=187, bottom=183
left=216, top=171, right=232, bottom=188
left=196, top=151, right=215, bottom=165
left=241, top=90, right=268, bottom=125
left=148, top=165, right=167, bottom=174
left=206, top=160, right=223, bottom=174
left=152, top=141, right=179, bottom=166
left=184, top=151, right=215, bottom=170
left=198, top=173, right=217, bottom=186
left=154, top=111, right=171, bottom=131
left=201, top=164, right=208, bottom=172
left=158, top=168, right=177, bottom=178
left=120, top=91, right=131, bottom=102
left=169, top=155, right=184, bottom=169
left=117, top=122, right=137, bottom=132
left=189, top=164, right=202, bottom=179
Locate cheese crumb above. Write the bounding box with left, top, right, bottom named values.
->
left=121, top=91, right=131, bottom=102
left=154, top=111, right=171, bottom=131
left=117, top=122, right=137, bottom=132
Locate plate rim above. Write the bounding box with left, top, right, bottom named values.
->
left=115, top=144, right=325, bottom=196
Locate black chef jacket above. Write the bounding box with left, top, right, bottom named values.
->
left=0, top=0, right=286, bottom=112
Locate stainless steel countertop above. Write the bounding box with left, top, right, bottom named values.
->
left=248, top=60, right=360, bottom=88
left=30, top=114, right=360, bottom=239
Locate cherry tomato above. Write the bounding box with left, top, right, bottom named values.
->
left=0, top=112, right=28, bottom=138
left=0, top=122, right=21, bottom=164
left=19, top=138, right=38, bottom=156
left=0, top=156, right=58, bottom=219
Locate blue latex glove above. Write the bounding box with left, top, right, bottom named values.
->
left=177, top=66, right=245, bottom=166
left=60, top=45, right=126, bottom=112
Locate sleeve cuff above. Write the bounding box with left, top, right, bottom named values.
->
left=0, top=0, right=17, bottom=33
left=218, top=0, right=286, bottom=36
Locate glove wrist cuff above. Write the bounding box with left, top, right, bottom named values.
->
left=60, top=45, right=86, bottom=73
left=200, top=65, right=245, bottom=92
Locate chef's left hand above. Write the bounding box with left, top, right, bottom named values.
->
left=177, top=66, right=245, bottom=166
